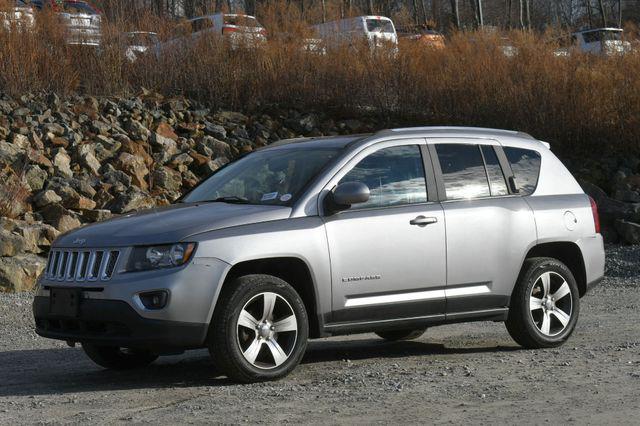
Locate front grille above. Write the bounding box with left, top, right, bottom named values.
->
left=45, top=249, right=120, bottom=282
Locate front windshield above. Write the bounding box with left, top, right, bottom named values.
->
left=181, top=147, right=340, bottom=206
left=366, top=19, right=394, bottom=33
left=583, top=30, right=622, bottom=43
left=224, top=15, right=260, bottom=28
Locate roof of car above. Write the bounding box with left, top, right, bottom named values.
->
left=261, top=127, right=541, bottom=151
left=575, top=27, right=623, bottom=33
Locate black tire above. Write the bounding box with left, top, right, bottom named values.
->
left=208, top=274, right=309, bottom=383
left=375, top=329, right=426, bottom=341
left=82, top=344, right=158, bottom=370
left=505, top=257, right=580, bottom=349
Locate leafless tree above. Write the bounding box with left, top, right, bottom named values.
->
left=597, top=0, right=606, bottom=26
left=450, top=0, right=460, bottom=28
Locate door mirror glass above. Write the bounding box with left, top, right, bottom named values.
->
left=329, top=182, right=370, bottom=211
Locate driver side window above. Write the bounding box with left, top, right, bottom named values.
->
left=339, top=145, right=428, bottom=210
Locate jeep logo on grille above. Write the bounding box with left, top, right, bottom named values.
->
left=72, top=238, right=86, bottom=245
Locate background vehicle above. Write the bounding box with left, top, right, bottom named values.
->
left=123, top=31, right=160, bottom=62
left=33, top=127, right=605, bottom=383
left=398, top=29, right=445, bottom=49
left=313, top=15, right=398, bottom=52
left=556, top=28, right=632, bottom=56
left=0, top=1, right=34, bottom=31
left=30, top=0, right=102, bottom=46
left=160, top=13, right=266, bottom=54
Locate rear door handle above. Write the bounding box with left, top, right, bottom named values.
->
left=410, top=216, right=438, bottom=226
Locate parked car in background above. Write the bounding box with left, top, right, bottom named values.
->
left=124, top=31, right=160, bottom=62
left=30, top=0, right=102, bottom=46
left=556, top=28, right=632, bottom=56
left=398, top=29, right=445, bottom=50
left=313, top=15, right=398, bottom=52
left=160, top=13, right=266, bottom=55
left=0, top=0, right=35, bottom=32
left=33, top=127, right=604, bottom=383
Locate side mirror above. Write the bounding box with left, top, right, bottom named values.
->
left=326, top=181, right=370, bottom=214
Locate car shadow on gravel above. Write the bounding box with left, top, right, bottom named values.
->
left=303, top=338, right=519, bottom=364
left=0, top=339, right=519, bottom=397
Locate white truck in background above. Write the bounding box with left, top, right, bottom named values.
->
left=312, top=15, right=398, bottom=52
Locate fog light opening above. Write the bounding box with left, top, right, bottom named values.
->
left=139, top=291, right=169, bottom=310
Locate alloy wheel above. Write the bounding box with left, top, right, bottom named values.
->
left=529, top=271, right=573, bottom=337
left=236, top=292, right=298, bottom=369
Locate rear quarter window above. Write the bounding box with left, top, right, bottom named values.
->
left=504, top=147, right=541, bottom=195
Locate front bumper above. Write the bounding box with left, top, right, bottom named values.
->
left=33, top=296, right=207, bottom=350
left=33, top=256, right=231, bottom=349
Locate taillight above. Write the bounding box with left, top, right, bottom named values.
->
left=222, top=26, right=238, bottom=34
left=589, top=196, right=601, bottom=234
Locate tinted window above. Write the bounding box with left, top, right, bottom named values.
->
left=339, top=145, right=427, bottom=210
left=436, top=144, right=490, bottom=200
left=480, top=145, right=508, bottom=196
left=504, top=147, right=541, bottom=195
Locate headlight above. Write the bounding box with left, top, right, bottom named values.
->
left=126, top=243, right=197, bottom=272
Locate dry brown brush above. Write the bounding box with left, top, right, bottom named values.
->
left=0, top=8, right=639, bottom=157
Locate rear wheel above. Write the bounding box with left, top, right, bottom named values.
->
left=506, top=257, right=580, bottom=349
left=375, top=329, right=426, bottom=341
left=82, top=344, right=158, bottom=370
left=209, top=274, right=309, bottom=383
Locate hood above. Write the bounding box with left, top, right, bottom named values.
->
left=54, top=202, right=292, bottom=248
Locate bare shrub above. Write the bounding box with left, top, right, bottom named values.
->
left=0, top=4, right=638, bottom=157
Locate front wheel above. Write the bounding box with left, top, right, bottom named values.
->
left=505, top=257, right=580, bottom=349
left=208, top=274, right=309, bottom=383
left=82, top=344, right=158, bottom=370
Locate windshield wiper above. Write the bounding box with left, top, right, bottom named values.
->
left=207, top=196, right=251, bottom=204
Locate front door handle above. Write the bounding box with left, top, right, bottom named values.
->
left=410, top=216, right=438, bottom=227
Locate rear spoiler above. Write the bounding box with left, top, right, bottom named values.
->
left=540, top=141, right=551, bottom=149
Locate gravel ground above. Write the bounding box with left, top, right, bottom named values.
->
left=1, top=246, right=639, bottom=425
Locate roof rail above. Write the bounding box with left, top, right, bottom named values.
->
left=375, top=126, right=536, bottom=140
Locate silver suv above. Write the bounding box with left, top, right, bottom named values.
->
left=33, top=127, right=605, bottom=382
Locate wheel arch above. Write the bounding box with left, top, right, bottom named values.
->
left=523, top=242, right=587, bottom=297
left=219, top=256, right=323, bottom=338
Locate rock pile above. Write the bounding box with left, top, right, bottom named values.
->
left=570, top=156, right=640, bottom=245
left=0, top=91, right=374, bottom=291
left=1, top=91, right=639, bottom=292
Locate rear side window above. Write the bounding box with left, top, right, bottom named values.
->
left=504, top=147, right=541, bottom=195
left=339, top=145, right=427, bottom=210
left=436, top=144, right=490, bottom=200
left=191, top=18, right=213, bottom=33
left=480, top=145, right=508, bottom=196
